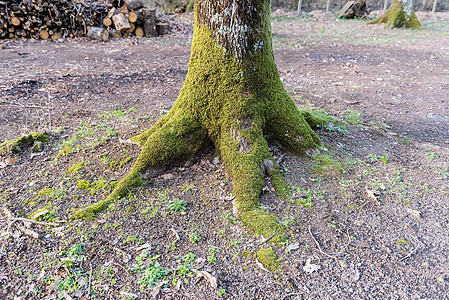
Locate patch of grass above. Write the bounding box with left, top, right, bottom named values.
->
left=188, top=231, right=201, bottom=244
left=343, top=109, right=362, bottom=125
left=290, top=186, right=326, bottom=207
left=207, top=246, right=219, bottom=264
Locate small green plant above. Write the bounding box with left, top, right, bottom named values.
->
left=132, top=250, right=169, bottom=291
left=175, top=252, right=196, bottom=278
left=168, top=198, right=187, bottom=213
left=207, top=247, right=219, bottom=264
left=312, top=152, right=348, bottom=175
left=217, top=288, right=226, bottom=297
left=343, top=109, right=362, bottom=125
left=189, top=231, right=201, bottom=243
left=397, top=238, right=409, bottom=246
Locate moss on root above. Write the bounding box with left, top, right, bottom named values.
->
left=368, top=0, right=422, bottom=29
left=72, top=2, right=321, bottom=242
left=0, top=132, right=48, bottom=155
left=256, top=247, right=279, bottom=272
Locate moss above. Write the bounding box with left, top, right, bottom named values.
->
left=31, top=141, right=43, bottom=153
left=57, top=146, right=74, bottom=157
left=368, top=0, right=422, bottom=29
left=0, top=132, right=48, bottom=155
left=66, top=161, right=85, bottom=175
left=256, top=247, right=279, bottom=272
left=77, top=179, right=109, bottom=195
left=37, top=188, right=61, bottom=199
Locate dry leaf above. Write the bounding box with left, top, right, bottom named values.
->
left=303, top=259, right=320, bottom=274
left=150, top=280, right=168, bottom=299
left=349, top=240, right=370, bottom=248
left=255, top=258, right=270, bottom=272
left=365, top=186, right=379, bottom=204
left=195, top=270, right=217, bottom=289
left=0, top=157, right=16, bottom=169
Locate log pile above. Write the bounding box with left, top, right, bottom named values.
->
left=0, top=0, right=109, bottom=40
left=102, top=0, right=169, bottom=38
left=0, top=0, right=171, bottom=40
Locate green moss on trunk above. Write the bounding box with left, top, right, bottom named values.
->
left=0, top=132, right=48, bottom=155
left=368, top=0, right=421, bottom=29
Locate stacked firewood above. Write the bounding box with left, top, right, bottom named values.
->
left=101, top=0, right=169, bottom=39
left=0, top=0, right=108, bottom=40
left=0, top=0, right=170, bottom=40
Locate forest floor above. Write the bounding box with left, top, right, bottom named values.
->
left=1, top=9, right=449, bottom=300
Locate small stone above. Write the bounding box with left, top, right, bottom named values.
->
left=354, top=220, right=363, bottom=226
left=437, top=275, right=445, bottom=284
left=160, top=173, right=174, bottom=180
left=213, top=156, right=220, bottom=165
left=338, top=259, right=348, bottom=269
left=421, top=262, right=430, bottom=268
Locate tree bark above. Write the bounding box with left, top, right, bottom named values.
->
left=72, top=0, right=321, bottom=242
left=368, top=0, right=421, bottom=29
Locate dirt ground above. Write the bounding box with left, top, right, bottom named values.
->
left=1, top=9, right=449, bottom=300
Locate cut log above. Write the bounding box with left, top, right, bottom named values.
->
left=156, top=22, right=170, bottom=35
left=109, top=28, right=122, bottom=39
left=11, top=17, right=21, bottom=26
left=337, top=1, right=355, bottom=18
left=128, top=11, right=138, bottom=23
left=142, top=0, right=156, bottom=8
left=135, top=26, right=144, bottom=37
left=39, top=30, right=49, bottom=40
left=87, top=27, right=109, bottom=41
left=103, top=18, right=112, bottom=27
left=51, top=33, right=62, bottom=40
left=128, top=22, right=136, bottom=33
left=106, top=7, right=119, bottom=19
left=118, top=5, right=129, bottom=14
left=142, top=8, right=157, bottom=37
left=125, top=0, right=144, bottom=11
left=112, top=13, right=131, bottom=31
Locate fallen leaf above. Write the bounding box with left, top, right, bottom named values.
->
left=120, top=291, right=139, bottom=298
left=331, top=82, right=344, bottom=86
left=365, top=186, right=379, bottom=204
left=303, top=259, right=320, bottom=274
left=349, top=240, right=370, bottom=248
left=133, top=243, right=152, bottom=252
left=255, top=259, right=270, bottom=272
left=195, top=270, right=217, bottom=289
left=0, top=157, right=16, bottom=169
left=150, top=280, right=168, bottom=299
left=287, top=242, right=300, bottom=252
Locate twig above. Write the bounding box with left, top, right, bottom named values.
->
left=259, top=232, right=276, bottom=244
left=112, top=262, right=130, bottom=277
left=308, top=226, right=337, bottom=260
left=399, top=235, right=421, bottom=262
left=88, top=262, right=93, bottom=296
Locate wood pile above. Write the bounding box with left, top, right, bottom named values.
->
left=102, top=0, right=169, bottom=38
left=0, top=0, right=108, bottom=40
left=0, top=0, right=171, bottom=40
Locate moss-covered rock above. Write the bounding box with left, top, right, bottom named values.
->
left=256, top=247, right=279, bottom=272
left=0, top=132, right=48, bottom=155
left=368, top=0, right=421, bottom=29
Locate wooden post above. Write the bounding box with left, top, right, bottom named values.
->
left=297, top=0, right=302, bottom=14
left=384, top=0, right=389, bottom=10
left=326, top=0, right=331, bottom=12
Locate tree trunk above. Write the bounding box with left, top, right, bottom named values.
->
left=297, top=0, right=302, bottom=14
left=72, top=0, right=321, bottom=242
left=368, top=0, right=421, bottom=29
left=432, top=0, right=437, bottom=12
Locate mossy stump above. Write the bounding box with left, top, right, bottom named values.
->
left=368, top=0, right=421, bottom=29
left=72, top=0, right=322, bottom=242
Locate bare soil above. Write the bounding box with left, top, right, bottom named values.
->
left=1, top=10, right=449, bottom=300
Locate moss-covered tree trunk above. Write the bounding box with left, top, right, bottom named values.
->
left=368, top=0, right=421, bottom=29
left=73, top=0, right=321, bottom=242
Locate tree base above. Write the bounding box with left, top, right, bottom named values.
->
left=368, top=0, right=422, bottom=29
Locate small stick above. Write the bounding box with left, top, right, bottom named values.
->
left=308, top=226, right=337, bottom=260
left=87, top=262, right=93, bottom=296
left=112, top=262, right=130, bottom=277
left=260, top=232, right=276, bottom=244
